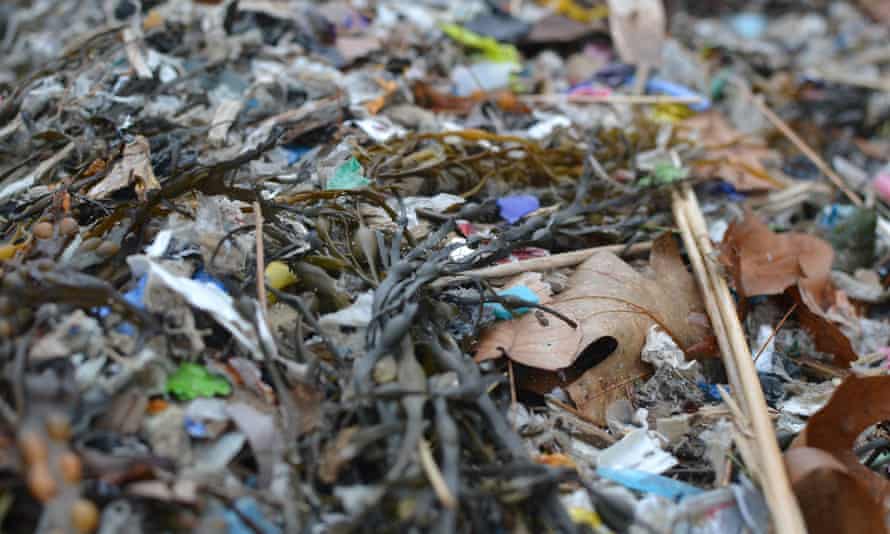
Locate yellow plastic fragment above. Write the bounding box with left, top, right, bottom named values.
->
left=540, top=0, right=609, bottom=23
left=651, top=103, right=696, bottom=123
left=569, top=507, right=607, bottom=530
left=440, top=24, right=520, bottom=64
left=265, top=261, right=299, bottom=303
left=0, top=244, right=19, bottom=261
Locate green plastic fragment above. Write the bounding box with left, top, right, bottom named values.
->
left=166, top=363, right=232, bottom=400
left=326, top=157, right=370, bottom=190
left=440, top=23, right=520, bottom=64
left=639, top=162, right=688, bottom=187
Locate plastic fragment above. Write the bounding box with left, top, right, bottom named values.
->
left=265, top=262, right=299, bottom=292
left=440, top=24, right=520, bottom=64
left=485, top=285, right=540, bottom=320
left=597, top=467, right=703, bottom=500
left=598, top=429, right=677, bottom=474
left=327, top=158, right=370, bottom=190
left=497, top=194, right=540, bottom=224
left=166, top=363, right=232, bottom=401
left=224, top=497, right=282, bottom=534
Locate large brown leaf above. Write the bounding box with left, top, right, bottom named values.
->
left=475, top=235, right=711, bottom=422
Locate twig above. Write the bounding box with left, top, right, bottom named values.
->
left=432, top=241, right=651, bottom=288
left=734, top=81, right=863, bottom=206
left=523, top=94, right=702, bottom=105
left=753, top=303, right=798, bottom=363
left=418, top=438, right=457, bottom=509
left=508, top=360, right=517, bottom=432
left=253, top=201, right=268, bottom=316
left=672, top=184, right=806, bottom=534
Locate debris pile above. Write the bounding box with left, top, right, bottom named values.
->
left=3, top=0, right=890, bottom=532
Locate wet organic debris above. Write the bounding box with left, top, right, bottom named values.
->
left=3, top=0, right=890, bottom=533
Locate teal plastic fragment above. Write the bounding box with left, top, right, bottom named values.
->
left=597, top=467, right=704, bottom=500
left=327, top=157, right=370, bottom=190
left=485, top=285, right=539, bottom=320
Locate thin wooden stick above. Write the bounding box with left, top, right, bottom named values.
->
left=736, top=82, right=862, bottom=206
left=673, top=184, right=806, bottom=534
left=432, top=241, right=651, bottom=289
left=523, top=93, right=703, bottom=105
left=753, top=303, right=798, bottom=363
left=253, top=201, right=268, bottom=316
left=507, top=360, right=519, bottom=432
left=671, top=200, right=746, bottom=407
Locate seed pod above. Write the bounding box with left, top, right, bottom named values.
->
left=59, top=217, right=79, bottom=236
left=1, top=270, right=25, bottom=291
left=71, top=499, right=99, bottom=533
left=27, top=462, right=57, bottom=502
left=0, top=296, right=13, bottom=315
left=45, top=413, right=72, bottom=441
left=59, top=451, right=82, bottom=483
left=33, top=222, right=54, bottom=240
left=19, top=430, right=47, bottom=465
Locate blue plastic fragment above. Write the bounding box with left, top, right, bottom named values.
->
left=192, top=267, right=227, bottom=292
left=97, top=269, right=227, bottom=336
left=697, top=381, right=725, bottom=402
left=729, top=12, right=767, bottom=39
left=707, top=181, right=745, bottom=202
left=184, top=417, right=208, bottom=438
left=597, top=467, right=704, bottom=500
left=224, top=497, right=282, bottom=534
left=818, top=204, right=856, bottom=231
left=283, top=145, right=312, bottom=166
left=485, top=285, right=539, bottom=320
left=497, top=194, right=540, bottom=224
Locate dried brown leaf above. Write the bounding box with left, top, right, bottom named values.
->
left=719, top=210, right=834, bottom=305
left=475, top=235, right=711, bottom=423
left=86, top=136, right=160, bottom=201
left=785, top=447, right=886, bottom=534
left=682, top=111, right=782, bottom=191
left=789, top=286, right=858, bottom=367
left=795, top=375, right=890, bottom=502
left=720, top=212, right=857, bottom=366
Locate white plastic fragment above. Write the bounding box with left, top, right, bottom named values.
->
left=526, top=112, right=572, bottom=140
left=128, top=255, right=263, bottom=358
left=641, top=325, right=696, bottom=371
left=318, top=292, right=374, bottom=330
left=598, top=429, right=677, bottom=474
left=351, top=118, right=406, bottom=143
